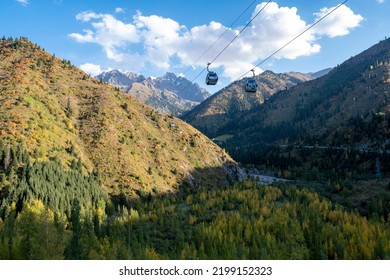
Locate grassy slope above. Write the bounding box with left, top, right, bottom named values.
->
left=0, top=37, right=235, bottom=197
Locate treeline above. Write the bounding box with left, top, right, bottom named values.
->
left=1, top=173, right=389, bottom=258
left=225, top=112, right=390, bottom=184
left=227, top=141, right=390, bottom=219
left=333, top=112, right=390, bottom=148
left=0, top=142, right=106, bottom=217
left=228, top=144, right=390, bottom=181
left=0, top=142, right=389, bottom=259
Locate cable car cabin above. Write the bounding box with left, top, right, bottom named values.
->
left=245, top=78, right=257, bottom=92
left=206, top=71, right=218, bottom=85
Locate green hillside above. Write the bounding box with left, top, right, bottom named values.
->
left=1, top=37, right=389, bottom=261
left=0, top=37, right=237, bottom=199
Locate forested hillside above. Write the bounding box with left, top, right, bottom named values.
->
left=188, top=37, right=390, bottom=189
left=1, top=158, right=389, bottom=260
left=1, top=37, right=389, bottom=260
left=183, top=70, right=314, bottom=137
left=1, top=141, right=389, bottom=260
left=0, top=37, right=237, bottom=199
left=221, top=38, right=390, bottom=164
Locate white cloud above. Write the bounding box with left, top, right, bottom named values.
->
left=69, top=2, right=363, bottom=81
left=312, top=5, right=363, bottom=38
left=69, top=12, right=139, bottom=62
left=115, top=7, right=124, bottom=13
left=376, top=0, right=385, bottom=3
left=80, top=63, right=103, bottom=76
left=75, top=11, right=101, bottom=22
left=250, top=3, right=321, bottom=59
left=134, top=13, right=184, bottom=69
left=175, top=2, right=323, bottom=79
left=16, top=0, right=29, bottom=6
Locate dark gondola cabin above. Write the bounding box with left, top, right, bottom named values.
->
left=245, top=78, right=257, bottom=92
left=245, top=69, right=257, bottom=92
left=205, top=62, right=218, bottom=85
left=206, top=71, right=218, bottom=85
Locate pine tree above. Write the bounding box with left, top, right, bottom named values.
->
left=375, top=157, right=381, bottom=178
left=65, top=98, right=73, bottom=118
left=66, top=200, right=84, bottom=259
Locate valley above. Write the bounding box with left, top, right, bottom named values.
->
left=0, top=36, right=389, bottom=260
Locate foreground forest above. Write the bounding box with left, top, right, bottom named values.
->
left=0, top=143, right=389, bottom=259
left=0, top=37, right=389, bottom=260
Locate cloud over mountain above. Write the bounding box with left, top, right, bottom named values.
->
left=79, top=63, right=104, bottom=76
left=69, top=2, right=363, bottom=80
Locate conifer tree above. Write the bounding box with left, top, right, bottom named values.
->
left=66, top=200, right=84, bottom=259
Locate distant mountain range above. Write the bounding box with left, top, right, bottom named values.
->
left=96, top=70, right=211, bottom=116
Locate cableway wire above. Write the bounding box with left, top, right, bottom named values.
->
left=208, top=0, right=272, bottom=66
left=237, top=0, right=350, bottom=81
left=178, top=0, right=272, bottom=95
left=181, top=0, right=260, bottom=76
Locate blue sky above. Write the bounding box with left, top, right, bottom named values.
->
left=1, top=0, right=389, bottom=93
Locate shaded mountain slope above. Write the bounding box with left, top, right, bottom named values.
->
left=183, top=70, right=315, bottom=137
left=220, top=38, right=390, bottom=165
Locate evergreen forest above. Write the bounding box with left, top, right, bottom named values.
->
left=0, top=142, right=389, bottom=260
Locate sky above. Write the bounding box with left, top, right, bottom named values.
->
left=1, top=0, right=389, bottom=93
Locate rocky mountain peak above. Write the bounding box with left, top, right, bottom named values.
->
left=97, top=69, right=211, bottom=115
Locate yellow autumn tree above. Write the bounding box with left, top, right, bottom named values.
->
left=14, top=199, right=68, bottom=259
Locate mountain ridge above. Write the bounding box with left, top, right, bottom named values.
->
left=97, top=70, right=211, bottom=116
left=219, top=38, right=390, bottom=165
left=183, top=69, right=325, bottom=137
